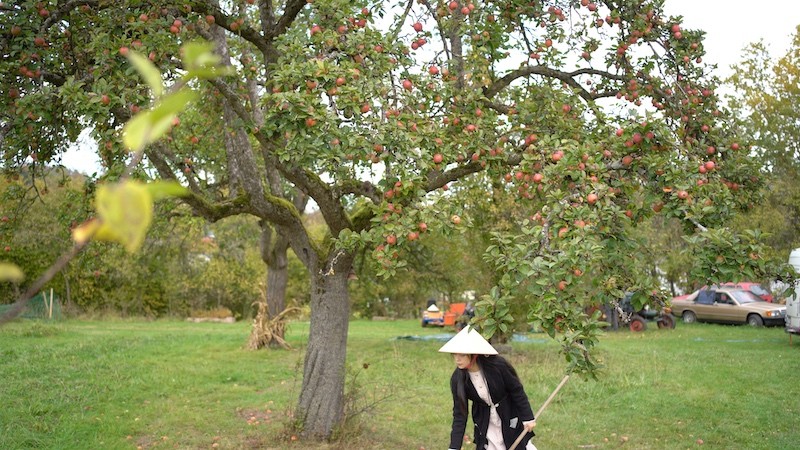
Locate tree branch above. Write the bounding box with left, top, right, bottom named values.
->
left=191, top=0, right=273, bottom=58
left=267, top=0, right=308, bottom=40
left=483, top=66, right=626, bottom=100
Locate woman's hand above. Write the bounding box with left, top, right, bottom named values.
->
left=523, top=420, right=536, bottom=433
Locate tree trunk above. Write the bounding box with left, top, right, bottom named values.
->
left=260, top=221, right=291, bottom=319
left=296, top=267, right=351, bottom=439
left=265, top=264, right=288, bottom=318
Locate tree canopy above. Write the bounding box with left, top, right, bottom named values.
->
left=2, top=0, right=794, bottom=440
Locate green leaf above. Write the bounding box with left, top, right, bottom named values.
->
left=122, top=89, right=197, bottom=151
left=145, top=181, right=189, bottom=200
left=0, top=263, right=24, bottom=283
left=127, top=51, right=164, bottom=98
left=182, top=41, right=219, bottom=69
left=181, top=41, right=233, bottom=80
left=122, top=112, right=152, bottom=153
left=94, top=181, right=154, bottom=253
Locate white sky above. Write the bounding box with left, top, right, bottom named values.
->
left=61, top=1, right=800, bottom=175
left=662, top=0, right=799, bottom=79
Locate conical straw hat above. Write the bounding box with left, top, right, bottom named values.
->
left=438, top=325, right=498, bottom=355
left=426, top=304, right=440, bottom=312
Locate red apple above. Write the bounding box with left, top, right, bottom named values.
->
left=402, top=79, right=413, bottom=91
left=428, top=66, right=440, bottom=75
left=412, top=22, right=423, bottom=32
left=433, top=153, right=443, bottom=164
left=586, top=193, right=598, bottom=204
left=407, top=231, right=419, bottom=241
left=418, top=222, right=428, bottom=232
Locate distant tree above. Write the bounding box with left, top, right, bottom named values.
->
left=727, top=26, right=800, bottom=258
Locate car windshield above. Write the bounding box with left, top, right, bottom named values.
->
left=749, top=285, right=769, bottom=296
left=730, top=290, right=763, bottom=304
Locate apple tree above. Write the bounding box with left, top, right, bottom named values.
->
left=2, top=0, right=794, bottom=440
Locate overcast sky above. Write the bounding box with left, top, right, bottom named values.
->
left=663, top=0, right=799, bottom=78
left=61, top=1, right=800, bottom=175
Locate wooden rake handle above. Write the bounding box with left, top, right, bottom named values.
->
left=508, top=374, right=571, bottom=450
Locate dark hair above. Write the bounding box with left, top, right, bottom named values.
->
left=453, top=354, right=519, bottom=413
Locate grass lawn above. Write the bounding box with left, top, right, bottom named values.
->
left=1, top=318, right=798, bottom=449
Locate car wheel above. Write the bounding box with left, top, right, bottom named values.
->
left=657, top=315, right=675, bottom=329
left=629, top=315, right=647, bottom=332
left=682, top=311, right=697, bottom=324
left=746, top=314, right=764, bottom=327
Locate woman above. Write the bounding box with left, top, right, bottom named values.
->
left=440, top=325, right=537, bottom=450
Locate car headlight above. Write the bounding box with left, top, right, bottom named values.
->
left=766, top=309, right=786, bottom=317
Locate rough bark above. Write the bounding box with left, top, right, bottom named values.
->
left=260, top=221, right=290, bottom=319
left=296, top=254, right=353, bottom=438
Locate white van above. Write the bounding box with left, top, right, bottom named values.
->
left=786, top=249, right=800, bottom=334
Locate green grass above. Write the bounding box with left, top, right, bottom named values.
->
left=1, top=319, right=798, bottom=449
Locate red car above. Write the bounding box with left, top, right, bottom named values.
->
left=718, top=282, right=774, bottom=302
left=673, top=282, right=774, bottom=303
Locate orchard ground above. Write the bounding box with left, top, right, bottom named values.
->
left=1, top=318, right=798, bottom=449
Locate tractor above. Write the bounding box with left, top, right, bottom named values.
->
left=600, top=292, right=675, bottom=332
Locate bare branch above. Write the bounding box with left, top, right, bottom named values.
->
left=388, top=0, right=414, bottom=42
left=688, top=217, right=709, bottom=233
left=0, top=242, right=88, bottom=326
left=483, top=65, right=626, bottom=100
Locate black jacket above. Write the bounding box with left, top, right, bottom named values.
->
left=449, top=356, right=535, bottom=449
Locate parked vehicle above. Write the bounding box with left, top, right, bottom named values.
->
left=718, top=282, right=774, bottom=302
left=673, top=282, right=774, bottom=303
left=786, top=249, right=800, bottom=339
left=421, top=303, right=469, bottom=327
left=670, top=287, right=786, bottom=327
left=588, top=292, right=674, bottom=332
left=421, top=304, right=444, bottom=327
